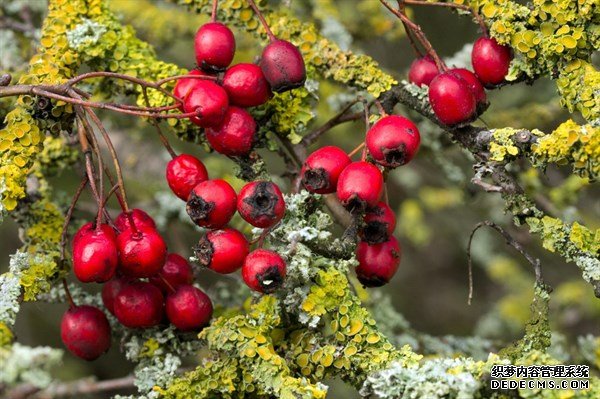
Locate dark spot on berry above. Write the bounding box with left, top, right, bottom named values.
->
left=186, top=192, right=215, bottom=225
left=256, top=265, right=284, bottom=293
left=193, top=236, right=214, bottom=267
left=302, top=167, right=329, bottom=191
left=344, top=194, right=367, bottom=214
left=200, top=60, right=226, bottom=73
left=361, top=221, right=390, bottom=244
left=382, top=144, right=407, bottom=167
left=357, top=273, right=388, bottom=288
left=243, top=182, right=280, bottom=219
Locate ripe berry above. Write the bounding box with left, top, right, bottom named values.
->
left=361, top=201, right=396, bottom=244
left=72, top=223, right=118, bottom=283
left=186, top=179, right=237, bottom=229
left=183, top=81, right=229, bottom=128
left=117, top=227, right=167, bottom=278
left=149, top=253, right=194, bottom=293
left=166, top=285, right=213, bottom=331
left=166, top=154, right=209, bottom=201
left=194, top=228, right=249, bottom=274
left=222, top=63, right=272, bottom=107
left=194, top=22, right=235, bottom=72
left=61, top=305, right=111, bottom=360
left=260, top=40, right=306, bottom=92
left=356, top=236, right=401, bottom=287
left=472, top=37, right=512, bottom=86
left=449, top=68, right=487, bottom=108
left=336, top=162, right=384, bottom=212
left=301, top=146, right=352, bottom=194
left=173, top=69, right=210, bottom=109
left=428, top=72, right=476, bottom=126
left=242, top=249, right=286, bottom=293
left=366, top=115, right=420, bottom=168
left=205, top=107, right=257, bottom=156
left=114, top=208, right=156, bottom=232
left=101, top=276, right=131, bottom=315
left=237, top=181, right=285, bottom=228
left=114, top=280, right=164, bottom=328
left=408, top=56, right=439, bottom=87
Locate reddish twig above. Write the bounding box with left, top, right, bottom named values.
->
left=402, top=0, right=488, bottom=36
left=247, top=0, right=277, bottom=42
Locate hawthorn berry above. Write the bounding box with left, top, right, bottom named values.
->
left=450, top=68, right=487, bottom=109
left=117, top=227, right=167, bottom=278
left=166, top=285, right=213, bottom=331
left=72, top=223, right=118, bottom=283
left=472, top=36, right=512, bottom=86
left=194, top=22, right=236, bottom=72
left=166, top=153, right=209, bottom=201
left=172, top=69, right=210, bottom=109
left=61, top=305, right=111, bottom=360
left=149, top=253, right=194, bottom=293
left=186, top=179, right=237, bottom=229
left=114, top=208, right=156, bottom=232
left=301, top=146, right=352, bottom=194
left=222, top=63, right=272, bottom=107
left=242, top=249, right=286, bottom=293
left=428, top=72, right=476, bottom=126
left=366, top=115, right=420, bottom=168
left=356, top=236, right=401, bottom=287
left=408, top=56, right=439, bottom=87
left=361, top=201, right=396, bottom=244
left=183, top=80, right=229, bottom=128
left=113, top=280, right=164, bottom=328
left=194, top=228, right=249, bottom=274
left=336, top=162, right=384, bottom=212
left=205, top=107, right=257, bottom=156
left=101, top=276, right=131, bottom=315
left=260, top=40, right=306, bottom=92
left=237, top=181, right=285, bottom=228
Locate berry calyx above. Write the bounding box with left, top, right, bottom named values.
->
left=260, top=40, right=306, bottom=92
left=242, top=249, right=286, bottom=293
left=172, top=69, right=210, bottom=109
left=361, top=201, right=396, bottom=244
left=472, top=37, right=512, bottom=86
left=366, top=115, right=421, bottom=168
left=165, top=284, right=213, bottom=331
left=194, top=228, right=249, bottom=274
left=194, top=22, right=236, bottom=72
left=237, top=181, right=285, bottom=228
left=222, top=63, right=272, bottom=107
left=356, top=236, right=401, bottom=287
left=117, top=227, right=167, bottom=278
left=166, top=154, right=209, bottom=201
left=449, top=68, right=487, bottom=109
left=300, top=146, right=352, bottom=194
left=183, top=81, right=229, bottom=128
left=114, top=208, right=156, bottom=232
left=408, top=56, right=439, bottom=87
left=114, top=280, right=164, bottom=328
left=149, top=253, right=194, bottom=293
left=72, top=223, right=118, bottom=283
left=61, top=305, right=111, bottom=360
left=428, top=72, right=476, bottom=126
left=205, top=107, right=257, bottom=157
left=186, top=179, right=237, bottom=229
left=336, top=162, right=384, bottom=212
left=101, top=276, right=132, bottom=315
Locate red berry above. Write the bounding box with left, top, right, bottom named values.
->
left=449, top=68, right=487, bottom=106
left=237, top=181, right=285, bottom=228
left=408, top=56, right=439, bottom=87
left=242, top=249, right=286, bottom=293
left=166, top=154, right=209, bottom=201
left=72, top=223, right=118, bottom=283
left=194, top=228, right=249, bottom=274
left=356, top=236, right=401, bottom=287
left=61, top=305, right=111, bottom=360
left=260, top=40, right=306, bottom=93
left=428, top=72, right=476, bottom=126
left=149, top=253, right=194, bottom=293
left=101, top=276, right=131, bottom=315
left=366, top=115, right=420, bottom=168
left=117, top=227, right=167, bottom=278
left=114, top=209, right=156, bottom=232
left=114, top=280, right=164, bottom=328
left=166, top=284, right=213, bottom=331
left=194, top=22, right=235, bottom=72
left=300, top=146, right=352, bottom=194
left=336, top=162, right=384, bottom=212
left=361, top=201, right=396, bottom=244
left=222, top=63, right=272, bottom=107
left=472, top=37, right=512, bottom=86
left=173, top=69, right=210, bottom=109
left=183, top=81, right=229, bottom=128
left=186, top=179, right=237, bottom=229
left=205, top=107, right=257, bottom=156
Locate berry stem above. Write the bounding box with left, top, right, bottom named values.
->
left=75, top=118, right=103, bottom=217
left=347, top=142, right=365, bottom=158
left=141, top=86, right=177, bottom=159
left=59, top=176, right=88, bottom=261
left=401, top=0, right=488, bottom=36
left=374, top=99, right=387, bottom=117
left=211, top=0, right=219, bottom=22
left=360, top=98, right=370, bottom=161
left=62, top=279, right=76, bottom=309
left=397, top=1, right=423, bottom=57
left=246, top=0, right=277, bottom=42
left=159, top=275, right=177, bottom=294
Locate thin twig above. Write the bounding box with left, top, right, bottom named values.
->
left=247, top=0, right=277, bottom=42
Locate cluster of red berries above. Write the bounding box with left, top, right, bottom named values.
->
left=408, top=36, right=512, bottom=126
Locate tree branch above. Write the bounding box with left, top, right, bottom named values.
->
left=5, top=375, right=135, bottom=399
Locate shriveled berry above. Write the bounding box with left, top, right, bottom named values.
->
left=205, top=107, right=257, bottom=156
left=361, top=201, right=396, bottom=244
left=114, top=209, right=156, bottom=232
left=183, top=81, right=229, bottom=128
left=102, top=276, right=132, bottom=315
left=260, top=40, right=306, bottom=92
left=194, top=22, right=236, bottom=72
left=173, top=69, right=211, bottom=109
left=472, top=37, right=512, bottom=86
left=117, top=227, right=167, bottom=278
left=61, top=305, right=111, bottom=360
left=114, top=280, right=164, bottom=328
left=72, top=223, right=118, bottom=283
left=366, top=115, right=420, bottom=168
left=450, top=68, right=487, bottom=108
left=356, top=236, right=401, bottom=287
left=186, top=179, right=237, bottom=229
left=222, top=63, right=272, bottom=107
left=242, top=249, right=286, bottom=293
left=301, top=146, right=351, bottom=194
left=336, top=162, right=384, bottom=212
left=166, top=154, right=209, bottom=201
left=428, top=72, right=476, bottom=126
left=194, top=228, right=249, bottom=274
left=166, top=284, right=213, bottom=331
left=149, top=253, right=194, bottom=293
left=237, top=181, right=285, bottom=228
left=408, top=56, right=439, bottom=87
